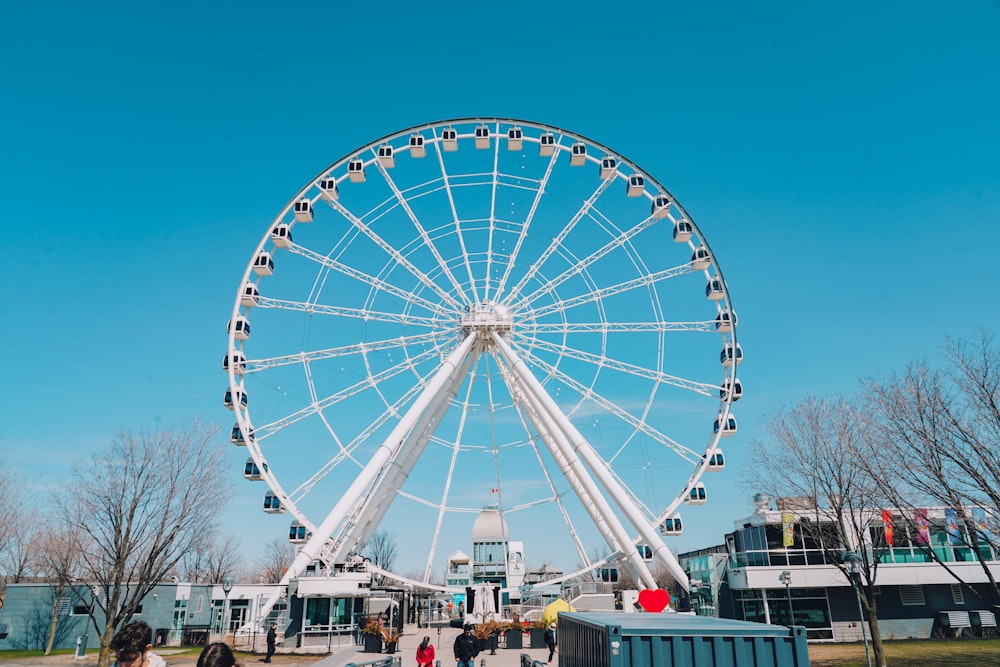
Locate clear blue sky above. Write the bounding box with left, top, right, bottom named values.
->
left=3, top=2, right=999, bottom=577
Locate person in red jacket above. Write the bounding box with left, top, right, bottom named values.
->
left=416, top=635, right=435, bottom=667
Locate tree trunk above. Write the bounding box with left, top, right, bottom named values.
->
left=862, top=590, right=887, bottom=667
left=44, top=594, right=61, bottom=655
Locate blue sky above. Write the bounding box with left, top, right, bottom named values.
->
left=3, top=2, right=999, bottom=578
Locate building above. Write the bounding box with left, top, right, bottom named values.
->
left=679, top=495, right=1000, bottom=641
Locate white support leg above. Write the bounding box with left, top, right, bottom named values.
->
left=492, top=331, right=689, bottom=591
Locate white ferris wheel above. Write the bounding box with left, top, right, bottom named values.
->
left=225, top=118, right=742, bottom=594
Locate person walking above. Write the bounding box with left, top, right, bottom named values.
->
left=110, top=620, right=166, bottom=667
left=416, top=635, right=435, bottom=667
left=544, top=622, right=557, bottom=663
left=264, top=623, right=277, bottom=663
left=453, top=624, right=479, bottom=667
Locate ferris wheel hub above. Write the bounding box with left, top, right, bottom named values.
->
left=460, top=300, right=513, bottom=333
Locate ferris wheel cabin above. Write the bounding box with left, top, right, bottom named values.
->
left=721, top=343, right=743, bottom=367
left=474, top=124, right=490, bottom=149
left=222, top=351, right=246, bottom=376
left=228, top=316, right=250, bottom=341
left=570, top=142, right=587, bottom=166
left=721, top=377, right=743, bottom=402
left=239, top=282, right=259, bottom=308
left=627, top=174, right=645, bottom=197
left=652, top=195, right=671, bottom=219
left=705, top=450, right=726, bottom=471
left=539, top=132, right=555, bottom=156
left=223, top=388, right=247, bottom=411
left=673, top=220, right=693, bottom=242
left=271, top=224, right=292, bottom=248
left=442, top=127, right=458, bottom=152
left=243, top=457, right=265, bottom=481
left=263, top=492, right=285, bottom=514
left=347, top=159, right=366, bottom=183
left=715, top=308, right=736, bottom=332
left=409, top=133, right=426, bottom=157
left=660, top=515, right=684, bottom=536
left=686, top=482, right=708, bottom=505
left=507, top=127, right=523, bottom=151
left=319, top=178, right=339, bottom=203
left=377, top=144, right=395, bottom=168
left=253, top=252, right=274, bottom=276
left=231, top=424, right=254, bottom=446
left=600, top=156, right=617, bottom=180
left=691, top=247, right=711, bottom=270
left=293, top=199, right=313, bottom=223
left=706, top=278, right=724, bottom=300
left=288, top=521, right=312, bottom=543
left=714, top=413, right=738, bottom=437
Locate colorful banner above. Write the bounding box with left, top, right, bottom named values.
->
left=881, top=510, right=894, bottom=546
left=945, top=508, right=961, bottom=545
left=915, top=508, right=930, bottom=545
left=973, top=507, right=991, bottom=540
left=782, top=511, right=795, bottom=547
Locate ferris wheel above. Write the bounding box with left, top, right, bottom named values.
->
left=224, top=118, right=741, bottom=593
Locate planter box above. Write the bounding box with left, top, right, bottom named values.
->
left=504, top=631, right=523, bottom=649
left=530, top=628, right=546, bottom=648
left=362, top=635, right=383, bottom=653
left=384, top=641, right=398, bottom=654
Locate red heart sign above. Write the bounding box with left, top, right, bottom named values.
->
left=638, top=588, right=671, bottom=612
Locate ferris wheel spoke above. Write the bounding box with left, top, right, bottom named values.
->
left=519, top=320, right=715, bottom=334
left=432, top=128, right=481, bottom=304
left=368, top=154, right=473, bottom=306
left=244, top=331, right=444, bottom=375
left=519, top=348, right=706, bottom=463
left=493, top=149, right=560, bottom=302
left=524, top=262, right=700, bottom=320
left=514, top=214, right=667, bottom=312
left=505, top=173, right=614, bottom=305
left=256, top=297, right=444, bottom=328
left=252, top=345, right=443, bottom=440
left=286, top=242, right=452, bottom=317
left=516, top=334, right=720, bottom=398
left=483, top=123, right=503, bottom=301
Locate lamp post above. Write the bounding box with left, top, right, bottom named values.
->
left=843, top=551, right=872, bottom=667
left=222, top=576, right=234, bottom=644
left=778, top=570, right=794, bottom=626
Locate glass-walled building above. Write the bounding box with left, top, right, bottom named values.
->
left=681, top=495, right=1000, bottom=641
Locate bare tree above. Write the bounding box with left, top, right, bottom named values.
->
left=255, top=537, right=295, bottom=584
left=34, top=521, right=86, bottom=654
left=747, top=395, right=889, bottom=667
left=363, top=530, right=398, bottom=585
left=58, top=419, right=231, bottom=667
left=179, top=533, right=242, bottom=584
left=864, top=330, right=1000, bottom=609
left=0, top=454, right=35, bottom=592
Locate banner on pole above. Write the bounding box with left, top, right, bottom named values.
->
left=945, top=508, right=961, bottom=545
left=782, top=511, right=795, bottom=547
left=915, top=508, right=930, bottom=545
left=881, top=510, right=894, bottom=546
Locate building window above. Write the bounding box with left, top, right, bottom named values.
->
left=950, top=584, right=964, bottom=605
left=899, top=585, right=925, bottom=606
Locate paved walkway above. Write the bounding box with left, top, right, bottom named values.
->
left=311, top=627, right=554, bottom=667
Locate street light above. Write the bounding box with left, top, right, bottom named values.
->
left=778, top=570, right=794, bottom=626
left=222, top=576, right=235, bottom=643
left=843, top=551, right=873, bottom=667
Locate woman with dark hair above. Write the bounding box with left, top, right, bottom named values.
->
left=197, top=642, right=240, bottom=667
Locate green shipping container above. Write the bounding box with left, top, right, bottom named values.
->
left=556, top=612, right=809, bottom=667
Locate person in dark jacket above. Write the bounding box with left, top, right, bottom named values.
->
left=264, top=623, right=277, bottom=663
left=544, top=623, right=557, bottom=663
left=453, top=625, right=479, bottom=667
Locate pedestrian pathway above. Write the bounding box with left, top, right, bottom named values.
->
left=310, top=626, right=554, bottom=667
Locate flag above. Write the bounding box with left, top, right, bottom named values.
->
left=945, top=508, right=961, bottom=545
left=973, top=507, right=990, bottom=540
left=491, top=487, right=499, bottom=493
left=782, top=511, right=795, bottom=547
left=915, top=508, right=930, bottom=545
left=882, top=510, right=894, bottom=546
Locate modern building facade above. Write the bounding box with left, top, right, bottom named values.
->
left=679, top=496, right=1000, bottom=641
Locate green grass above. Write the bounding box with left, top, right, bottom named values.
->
left=810, top=638, right=1000, bottom=666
